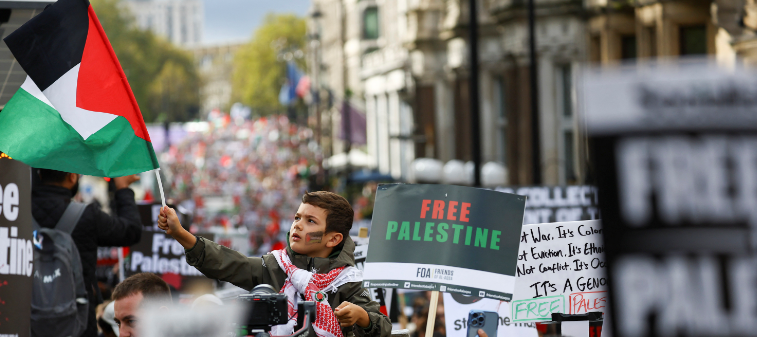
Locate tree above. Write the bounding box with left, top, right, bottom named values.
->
left=90, top=0, right=200, bottom=122
left=232, top=14, right=307, bottom=116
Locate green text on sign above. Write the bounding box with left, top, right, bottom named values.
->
left=512, top=295, right=565, bottom=322
left=385, top=221, right=502, bottom=250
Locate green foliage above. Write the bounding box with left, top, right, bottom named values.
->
left=91, top=0, right=200, bottom=122
left=232, top=14, right=307, bottom=116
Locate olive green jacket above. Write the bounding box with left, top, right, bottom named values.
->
left=184, top=235, right=392, bottom=337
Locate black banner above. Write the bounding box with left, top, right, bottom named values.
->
left=0, top=158, right=32, bottom=337
left=586, top=65, right=757, bottom=337
left=125, top=204, right=212, bottom=291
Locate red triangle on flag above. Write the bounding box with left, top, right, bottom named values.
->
left=76, top=5, right=151, bottom=142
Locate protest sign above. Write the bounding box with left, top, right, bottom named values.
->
left=126, top=203, right=213, bottom=290
left=585, top=62, right=757, bottom=337
left=443, top=293, right=537, bottom=337
left=363, top=184, right=526, bottom=301
left=510, top=220, right=607, bottom=322
left=494, top=186, right=600, bottom=225
left=0, top=158, right=32, bottom=337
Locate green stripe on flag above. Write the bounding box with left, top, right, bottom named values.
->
left=0, top=88, right=158, bottom=176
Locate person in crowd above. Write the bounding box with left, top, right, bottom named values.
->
left=98, top=301, right=119, bottom=337
left=32, top=169, right=143, bottom=337
left=112, top=273, right=172, bottom=337
left=158, top=191, right=392, bottom=337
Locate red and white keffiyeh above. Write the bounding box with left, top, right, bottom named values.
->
left=270, top=249, right=363, bottom=337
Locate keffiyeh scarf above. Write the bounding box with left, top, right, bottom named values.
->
left=270, top=249, right=363, bottom=337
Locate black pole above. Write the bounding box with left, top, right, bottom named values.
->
left=528, top=0, right=541, bottom=184
left=343, top=93, right=352, bottom=200
left=469, top=0, right=482, bottom=187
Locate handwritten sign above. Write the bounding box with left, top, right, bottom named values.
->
left=511, top=220, right=607, bottom=322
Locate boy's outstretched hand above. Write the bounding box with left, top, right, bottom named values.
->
left=334, top=301, right=370, bottom=328
left=157, top=206, right=197, bottom=249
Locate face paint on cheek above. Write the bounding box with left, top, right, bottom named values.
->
left=306, top=231, right=324, bottom=243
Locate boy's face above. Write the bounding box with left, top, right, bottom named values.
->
left=289, top=203, right=342, bottom=258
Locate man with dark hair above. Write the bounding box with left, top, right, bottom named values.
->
left=112, top=273, right=172, bottom=337
left=158, top=191, right=391, bottom=337
left=32, top=169, right=143, bottom=337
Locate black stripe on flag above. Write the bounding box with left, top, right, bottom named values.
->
left=4, top=0, right=90, bottom=91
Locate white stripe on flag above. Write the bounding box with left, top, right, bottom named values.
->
left=42, top=63, right=118, bottom=140
left=20, top=76, right=54, bottom=108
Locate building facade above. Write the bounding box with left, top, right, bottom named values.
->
left=124, top=0, right=203, bottom=47
left=310, top=0, right=757, bottom=186
left=192, top=42, right=244, bottom=114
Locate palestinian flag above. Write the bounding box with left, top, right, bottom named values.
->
left=0, top=0, right=158, bottom=177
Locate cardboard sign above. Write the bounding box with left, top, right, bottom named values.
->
left=443, top=293, right=537, bottom=337
left=585, top=63, right=757, bottom=337
left=363, top=184, right=526, bottom=300
left=510, top=221, right=607, bottom=322
left=0, top=159, right=33, bottom=337
left=495, top=186, right=600, bottom=225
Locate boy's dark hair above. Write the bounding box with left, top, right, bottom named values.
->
left=37, top=168, right=70, bottom=184
left=112, top=273, right=171, bottom=303
left=302, top=191, right=354, bottom=244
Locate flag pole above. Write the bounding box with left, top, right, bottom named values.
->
left=154, top=168, right=166, bottom=207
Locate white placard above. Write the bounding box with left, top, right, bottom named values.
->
left=141, top=301, right=243, bottom=337
left=511, top=220, right=607, bottom=322
left=562, top=321, right=590, bottom=337
left=443, top=293, right=537, bottom=337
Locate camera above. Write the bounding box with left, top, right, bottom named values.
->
left=238, top=284, right=288, bottom=331
left=236, top=284, right=316, bottom=337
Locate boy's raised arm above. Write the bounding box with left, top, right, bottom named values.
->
left=158, top=206, right=197, bottom=248
left=158, top=206, right=270, bottom=291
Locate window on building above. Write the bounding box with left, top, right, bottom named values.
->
left=363, top=7, right=379, bottom=40
left=680, top=25, right=707, bottom=55
left=621, top=35, right=637, bottom=60
left=557, top=64, right=576, bottom=184
left=493, top=76, right=507, bottom=166
left=564, top=131, right=576, bottom=183
left=590, top=35, right=601, bottom=63
left=166, top=5, right=173, bottom=42
left=646, top=26, right=657, bottom=57
left=557, top=64, right=572, bottom=117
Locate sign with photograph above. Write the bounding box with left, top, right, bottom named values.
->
left=585, top=63, right=757, bottom=337
left=0, top=158, right=32, bottom=337
left=510, top=220, right=607, bottom=322
left=363, top=184, right=526, bottom=301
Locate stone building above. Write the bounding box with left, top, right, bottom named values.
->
left=124, top=0, right=203, bottom=47
left=309, top=0, right=757, bottom=185
left=192, top=43, right=244, bottom=114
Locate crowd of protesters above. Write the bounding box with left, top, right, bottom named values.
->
left=159, top=114, right=322, bottom=255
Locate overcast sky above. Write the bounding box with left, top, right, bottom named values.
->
left=203, top=0, right=311, bottom=45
